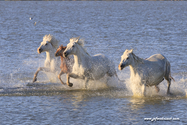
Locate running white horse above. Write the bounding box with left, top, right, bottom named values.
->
left=33, top=34, right=60, bottom=82
left=118, top=49, right=174, bottom=96
left=63, top=37, right=117, bottom=88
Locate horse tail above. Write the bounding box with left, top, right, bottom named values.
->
left=115, top=71, right=125, bottom=82
left=170, top=75, right=175, bottom=82
left=166, top=59, right=175, bottom=82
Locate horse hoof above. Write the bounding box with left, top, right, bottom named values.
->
left=33, top=78, right=37, bottom=83
left=68, top=83, right=73, bottom=87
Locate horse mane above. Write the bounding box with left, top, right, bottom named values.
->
left=43, top=34, right=59, bottom=49
left=59, top=45, right=66, bottom=50
left=70, top=37, right=90, bottom=56
left=70, top=37, right=84, bottom=47
left=131, top=52, right=144, bottom=64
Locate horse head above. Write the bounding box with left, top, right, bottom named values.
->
left=63, top=37, right=80, bottom=58
left=118, top=49, right=133, bottom=70
left=37, top=34, right=59, bottom=54
left=37, top=41, right=54, bottom=54
left=55, top=45, right=67, bottom=57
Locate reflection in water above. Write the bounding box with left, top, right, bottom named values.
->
left=129, top=97, right=146, bottom=111
left=71, top=91, right=87, bottom=110
left=128, top=96, right=170, bottom=111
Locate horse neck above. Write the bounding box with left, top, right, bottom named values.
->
left=74, top=45, right=90, bottom=65
left=45, top=48, right=56, bottom=62
left=60, top=56, right=64, bottom=61
left=129, top=65, right=138, bottom=78
left=129, top=54, right=144, bottom=78
left=60, top=56, right=66, bottom=64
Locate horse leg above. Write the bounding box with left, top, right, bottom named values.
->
left=166, top=79, right=171, bottom=95
left=84, top=78, right=89, bottom=89
left=165, top=61, right=172, bottom=95
left=155, top=85, right=160, bottom=93
left=142, top=84, right=146, bottom=96
left=66, top=73, right=85, bottom=87
left=153, top=78, right=164, bottom=93
left=58, top=70, right=65, bottom=85
left=66, top=73, right=80, bottom=87
left=33, top=68, right=41, bottom=82
left=33, top=67, right=51, bottom=82
left=66, top=73, right=73, bottom=87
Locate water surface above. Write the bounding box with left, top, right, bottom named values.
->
left=0, top=1, right=187, bottom=124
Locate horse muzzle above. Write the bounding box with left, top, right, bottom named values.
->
left=37, top=48, right=43, bottom=54
left=118, top=63, right=125, bottom=70
left=55, top=52, right=59, bottom=57
left=63, top=52, right=68, bottom=58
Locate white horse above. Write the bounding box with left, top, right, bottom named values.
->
left=33, top=34, right=60, bottom=82
left=63, top=37, right=117, bottom=88
left=118, top=49, right=174, bottom=96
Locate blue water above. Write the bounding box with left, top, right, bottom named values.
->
left=0, top=1, right=187, bottom=124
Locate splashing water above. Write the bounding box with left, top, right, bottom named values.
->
left=0, top=46, right=186, bottom=99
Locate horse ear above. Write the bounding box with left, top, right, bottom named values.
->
left=129, top=49, right=133, bottom=53
left=75, top=36, right=80, bottom=43
left=59, top=45, right=62, bottom=49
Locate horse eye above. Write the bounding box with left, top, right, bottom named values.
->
left=127, top=57, right=129, bottom=60
left=45, top=43, right=48, bottom=45
left=72, top=45, right=75, bottom=47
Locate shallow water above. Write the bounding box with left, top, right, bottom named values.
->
left=0, top=1, right=187, bottom=124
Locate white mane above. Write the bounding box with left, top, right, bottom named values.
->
left=70, top=37, right=89, bottom=56
left=70, top=37, right=85, bottom=47
left=131, top=52, right=144, bottom=64
left=43, top=34, right=59, bottom=49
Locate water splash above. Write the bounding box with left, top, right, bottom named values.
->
left=0, top=57, right=187, bottom=99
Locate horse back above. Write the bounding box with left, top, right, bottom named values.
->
left=92, top=54, right=116, bottom=74
left=92, top=54, right=114, bottom=66
left=146, top=54, right=166, bottom=62
left=144, top=54, right=168, bottom=75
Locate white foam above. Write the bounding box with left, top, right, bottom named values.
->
left=1, top=57, right=187, bottom=98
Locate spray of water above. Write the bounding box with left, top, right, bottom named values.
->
left=0, top=57, right=187, bottom=98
